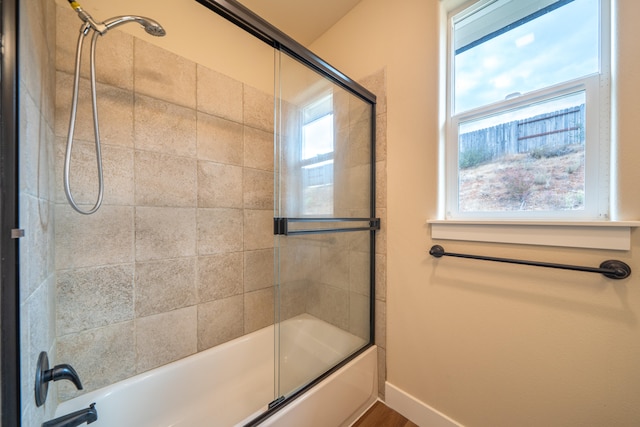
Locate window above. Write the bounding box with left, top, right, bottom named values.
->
left=300, top=95, right=334, bottom=216
left=445, top=0, right=610, bottom=220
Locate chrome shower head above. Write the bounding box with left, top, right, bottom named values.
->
left=142, top=20, right=166, bottom=37
left=104, top=15, right=166, bottom=37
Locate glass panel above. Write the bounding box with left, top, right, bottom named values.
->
left=277, top=56, right=372, bottom=220
left=458, top=91, right=585, bottom=212
left=277, top=231, right=370, bottom=397
left=453, top=0, right=599, bottom=113
left=275, top=50, right=373, bottom=398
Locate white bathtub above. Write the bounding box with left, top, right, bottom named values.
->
left=53, top=314, right=377, bottom=426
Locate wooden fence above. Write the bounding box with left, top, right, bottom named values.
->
left=459, top=104, right=585, bottom=161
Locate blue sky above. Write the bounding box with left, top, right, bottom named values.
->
left=454, top=0, right=600, bottom=114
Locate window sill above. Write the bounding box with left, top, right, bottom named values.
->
left=427, top=220, right=640, bottom=251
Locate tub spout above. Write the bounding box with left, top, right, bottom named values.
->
left=42, top=403, right=98, bottom=427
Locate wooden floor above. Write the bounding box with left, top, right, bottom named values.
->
left=352, top=401, right=419, bottom=427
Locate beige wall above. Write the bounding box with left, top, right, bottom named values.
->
left=312, top=0, right=640, bottom=426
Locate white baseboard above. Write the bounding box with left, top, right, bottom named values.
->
left=385, top=382, right=463, bottom=427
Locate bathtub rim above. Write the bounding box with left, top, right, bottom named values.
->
left=243, top=341, right=374, bottom=426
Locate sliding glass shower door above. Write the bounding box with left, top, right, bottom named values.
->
left=273, top=50, right=377, bottom=400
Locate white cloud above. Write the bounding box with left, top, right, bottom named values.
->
left=515, top=33, right=535, bottom=48
left=491, top=74, right=512, bottom=89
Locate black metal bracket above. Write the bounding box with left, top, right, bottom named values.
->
left=268, top=396, right=285, bottom=410
left=274, top=217, right=380, bottom=236
left=429, top=245, right=631, bottom=280
left=273, top=217, right=288, bottom=236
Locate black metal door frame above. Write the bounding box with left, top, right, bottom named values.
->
left=1, top=0, right=21, bottom=424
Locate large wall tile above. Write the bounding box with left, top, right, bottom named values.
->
left=243, top=168, right=273, bottom=209
left=198, top=253, right=243, bottom=303
left=349, top=250, right=370, bottom=296
left=197, top=64, right=243, bottom=123
left=279, top=241, right=320, bottom=283
left=55, top=137, right=134, bottom=206
left=135, top=207, right=196, bottom=261
left=244, top=85, right=273, bottom=132
left=20, top=195, right=55, bottom=299
left=349, top=93, right=371, bottom=126
left=197, top=295, right=244, bottom=351
left=55, top=71, right=134, bottom=147
left=244, top=249, right=274, bottom=292
left=375, top=254, right=386, bottom=302
left=135, top=150, right=196, bottom=207
left=375, top=208, right=386, bottom=255
left=18, top=194, right=33, bottom=305
left=55, top=204, right=134, bottom=269
left=244, top=126, right=273, bottom=171
left=376, top=160, right=387, bottom=209
left=307, top=282, right=349, bottom=330
left=135, top=258, right=197, bottom=317
left=244, top=288, right=274, bottom=334
left=57, top=322, right=136, bottom=401
left=196, top=112, right=243, bottom=166
left=374, top=299, right=386, bottom=349
left=197, top=161, right=243, bottom=208
left=136, top=307, right=197, bottom=372
left=348, top=122, right=372, bottom=169
left=19, top=87, right=49, bottom=197
left=279, top=280, right=307, bottom=321
left=134, top=94, right=197, bottom=157
left=344, top=164, right=371, bottom=212
left=57, top=265, right=134, bottom=336
left=243, top=209, right=273, bottom=251
left=375, top=113, right=387, bottom=162
left=20, top=1, right=44, bottom=108
left=333, top=90, right=351, bottom=132
left=197, top=208, right=243, bottom=254
left=134, top=39, right=196, bottom=109
left=349, top=292, right=370, bottom=341
left=320, top=246, right=350, bottom=290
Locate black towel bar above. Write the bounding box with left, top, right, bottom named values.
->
left=429, top=245, right=631, bottom=280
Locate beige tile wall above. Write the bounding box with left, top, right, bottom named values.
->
left=54, top=4, right=276, bottom=400
left=19, top=0, right=58, bottom=424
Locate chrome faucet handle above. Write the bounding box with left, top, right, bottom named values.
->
left=35, top=351, right=84, bottom=407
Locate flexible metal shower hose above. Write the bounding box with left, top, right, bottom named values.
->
left=63, top=22, right=105, bottom=215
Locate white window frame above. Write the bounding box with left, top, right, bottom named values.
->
left=443, top=0, right=611, bottom=222
left=430, top=0, right=640, bottom=250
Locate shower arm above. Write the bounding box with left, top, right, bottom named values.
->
left=68, top=1, right=108, bottom=35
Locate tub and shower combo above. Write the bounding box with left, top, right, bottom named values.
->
left=34, top=0, right=379, bottom=425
